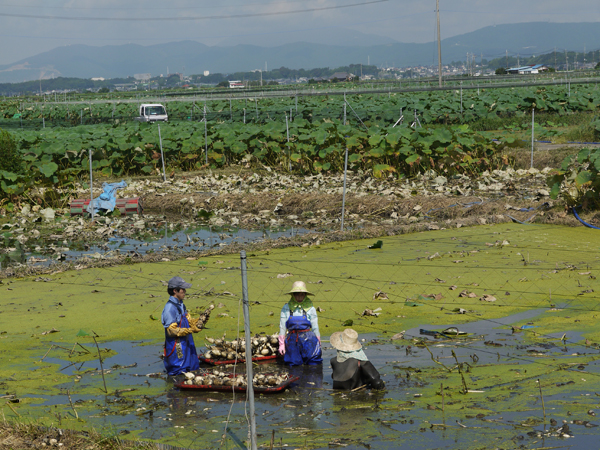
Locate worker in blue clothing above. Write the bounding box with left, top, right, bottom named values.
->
left=278, top=281, right=322, bottom=366
left=161, top=276, right=202, bottom=376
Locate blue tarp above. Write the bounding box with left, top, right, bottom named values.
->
left=86, top=181, right=127, bottom=215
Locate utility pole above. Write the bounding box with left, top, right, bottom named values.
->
left=436, top=0, right=442, bottom=87
left=554, top=47, right=556, bottom=70
left=506, top=50, right=508, bottom=68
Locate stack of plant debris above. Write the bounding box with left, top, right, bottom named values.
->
left=180, top=369, right=290, bottom=387
left=203, top=334, right=279, bottom=361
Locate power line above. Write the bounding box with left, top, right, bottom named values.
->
left=0, top=0, right=346, bottom=11
left=0, top=0, right=391, bottom=21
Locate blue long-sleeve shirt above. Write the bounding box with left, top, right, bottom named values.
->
left=161, top=296, right=188, bottom=328
left=279, top=303, right=320, bottom=337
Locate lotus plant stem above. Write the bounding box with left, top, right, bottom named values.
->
left=92, top=335, right=108, bottom=394
left=341, top=147, right=348, bottom=231
left=158, top=124, right=166, bottom=182
left=77, top=343, right=91, bottom=354
left=452, top=350, right=469, bottom=394
left=67, top=389, right=78, bottom=419
left=89, top=149, right=94, bottom=222
left=537, top=379, right=546, bottom=423
left=5, top=401, right=20, bottom=417
left=441, top=383, right=445, bottom=413
left=424, top=341, right=451, bottom=371
left=531, top=107, right=535, bottom=168
left=40, top=344, right=55, bottom=362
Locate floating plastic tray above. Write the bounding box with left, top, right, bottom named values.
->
left=199, top=354, right=277, bottom=365
left=420, top=328, right=470, bottom=338
left=175, top=374, right=299, bottom=393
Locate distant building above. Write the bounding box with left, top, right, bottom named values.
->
left=507, top=64, right=549, bottom=74
left=203, top=71, right=210, bottom=76
left=228, top=80, right=245, bottom=89
left=134, top=73, right=152, bottom=81
left=329, top=72, right=355, bottom=82
left=91, top=77, right=105, bottom=81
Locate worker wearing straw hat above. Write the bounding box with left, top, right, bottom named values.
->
left=330, top=328, right=384, bottom=390
left=278, top=281, right=322, bottom=366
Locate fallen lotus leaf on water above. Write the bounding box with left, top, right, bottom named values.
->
left=372, top=290, right=388, bottom=300
left=459, top=290, right=477, bottom=298
left=368, top=240, right=383, bottom=249
left=362, top=309, right=380, bottom=317
left=390, top=331, right=405, bottom=340
left=41, top=328, right=59, bottom=335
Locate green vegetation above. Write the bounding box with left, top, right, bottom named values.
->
left=0, top=83, right=598, bottom=207
left=0, top=128, right=23, bottom=174
left=548, top=137, right=600, bottom=207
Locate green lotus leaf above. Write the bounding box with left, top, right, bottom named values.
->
left=575, top=171, right=593, bottom=187
left=38, top=162, right=58, bottom=177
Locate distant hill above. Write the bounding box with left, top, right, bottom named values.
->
left=0, top=22, right=599, bottom=83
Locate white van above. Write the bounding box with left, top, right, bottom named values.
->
left=137, top=103, right=168, bottom=122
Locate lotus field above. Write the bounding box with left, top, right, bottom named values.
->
left=2, top=84, right=600, bottom=125
left=1, top=84, right=600, bottom=203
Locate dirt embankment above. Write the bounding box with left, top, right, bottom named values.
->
left=2, top=165, right=596, bottom=280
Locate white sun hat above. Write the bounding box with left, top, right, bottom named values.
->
left=330, top=329, right=362, bottom=352
left=286, top=281, right=314, bottom=296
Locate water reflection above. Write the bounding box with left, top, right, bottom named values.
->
left=13, top=225, right=310, bottom=268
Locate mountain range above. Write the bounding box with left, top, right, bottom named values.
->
left=1, top=22, right=599, bottom=83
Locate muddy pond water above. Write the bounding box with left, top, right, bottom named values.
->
left=5, top=222, right=600, bottom=449
left=32, top=313, right=600, bottom=450
left=2, top=224, right=311, bottom=268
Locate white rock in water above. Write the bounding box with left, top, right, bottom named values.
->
left=21, top=204, right=31, bottom=216
left=133, top=220, right=145, bottom=229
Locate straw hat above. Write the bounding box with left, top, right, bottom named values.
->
left=330, top=329, right=362, bottom=352
left=286, top=281, right=313, bottom=296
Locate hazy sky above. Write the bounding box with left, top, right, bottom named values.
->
left=0, top=0, right=598, bottom=65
